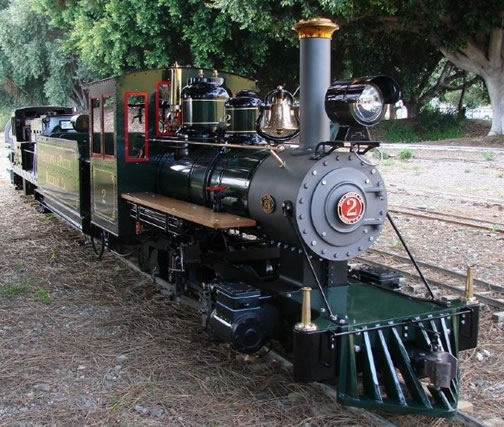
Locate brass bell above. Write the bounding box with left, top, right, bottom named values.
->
left=257, top=86, right=300, bottom=142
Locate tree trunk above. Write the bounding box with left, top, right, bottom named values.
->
left=388, top=104, right=396, bottom=120
left=402, top=99, right=419, bottom=118
left=440, top=27, right=504, bottom=136
left=457, top=73, right=467, bottom=119
left=483, top=72, right=504, bottom=136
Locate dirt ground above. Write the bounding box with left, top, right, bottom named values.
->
left=1, top=134, right=503, bottom=426
left=369, top=140, right=504, bottom=423
left=373, top=142, right=504, bottom=286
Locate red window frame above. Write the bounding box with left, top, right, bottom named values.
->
left=155, top=80, right=172, bottom=136
left=90, top=96, right=102, bottom=158
left=124, top=91, right=149, bottom=163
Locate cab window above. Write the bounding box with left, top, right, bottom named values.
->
left=125, top=93, right=148, bottom=162
left=103, top=96, right=115, bottom=156
left=156, top=81, right=172, bottom=135
left=91, top=98, right=101, bottom=155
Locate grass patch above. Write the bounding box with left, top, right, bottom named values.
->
left=0, top=105, right=12, bottom=130
left=35, top=288, right=51, bottom=304
left=391, top=239, right=402, bottom=248
left=399, top=149, right=414, bottom=160
left=381, top=120, right=418, bottom=142
left=416, top=108, right=463, bottom=140
left=482, top=151, right=496, bottom=161
left=489, top=224, right=500, bottom=233
left=48, top=249, right=57, bottom=264
left=380, top=108, right=464, bottom=142
left=383, top=158, right=395, bottom=167
left=0, top=279, right=31, bottom=297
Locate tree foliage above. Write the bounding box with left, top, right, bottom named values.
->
left=0, top=0, right=92, bottom=109
left=0, top=0, right=502, bottom=134
left=211, top=0, right=504, bottom=134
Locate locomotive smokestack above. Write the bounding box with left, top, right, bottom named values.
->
left=294, top=18, right=338, bottom=151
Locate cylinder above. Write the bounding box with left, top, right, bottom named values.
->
left=293, top=18, right=338, bottom=152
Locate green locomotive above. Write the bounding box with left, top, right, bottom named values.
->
left=6, top=18, right=479, bottom=418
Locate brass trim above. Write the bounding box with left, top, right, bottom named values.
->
left=293, top=17, right=339, bottom=39
left=148, top=137, right=287, bottom=167
left=182, top=99, right=227, bottom=102
left=149, top=137, right=285, bottom=152
left=294, top=287, right=317, bottom=332
left=464, top=265, right=476, bottom=302
left=182, top=121, right=220, bottom=125
left=261, top=194, right=276, bottom=214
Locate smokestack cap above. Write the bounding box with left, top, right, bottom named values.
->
left=293, top=18, right=339, bottom=39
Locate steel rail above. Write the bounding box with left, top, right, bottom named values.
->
left=356, top=257, right=504, bottom=310
left=380, top=143, right=504, bottom=154
left=392, top=206, right=504, bottom=227
left=387, top=186, right=504, bottom=208
left=367, top=248, right=504, bottom=294
left=266, top=350, right=398, bottom=427
left=388, top=207, right=504, bottom=233
left=454, top=411, right=490, bottom=427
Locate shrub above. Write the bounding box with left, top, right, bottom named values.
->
left=399, top=149, right=414, bottom=160
left=379, top=108, right=464, bottom=143
left=381, top=120, right=419, bottom=143
left=482, top=151, right=496, bottom=161
left=0, top=280, right=31, bottom=297
left=0, top=105, right=12, bottom=130
left=36, top=288, right=51, bottom=304
left=416, top=108, right=463, bottom=140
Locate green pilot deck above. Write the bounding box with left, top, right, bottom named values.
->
left=286, top=283, right=479, bottom=417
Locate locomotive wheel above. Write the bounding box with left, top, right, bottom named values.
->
left=91, top=230, right=106, bottom=260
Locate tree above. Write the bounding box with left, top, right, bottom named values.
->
left=338, top=25, right=444, bottom=116
left=321, top=0, right=504, bottom=135
left=213, top=0, right=504, bottom=136
left=0, top=0, right=90, bottom=109
left=36, top=0, right=285, bottom=91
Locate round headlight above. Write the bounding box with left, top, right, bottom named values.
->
left=350, top=84, right=384, bottom=126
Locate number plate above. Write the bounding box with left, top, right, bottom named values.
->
left=337, top=192, right=365, bottom=224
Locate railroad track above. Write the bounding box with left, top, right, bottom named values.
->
left=407, top=156, right=504, bottom=166
left=114, top=251, right=491, bottom=427
left=387, top=186, right=504, bottom=209
left=358, top=249, right=504, bottom=309
left=380, top=144, right=504, bottom=154
left=388, top=205, right=504, bottom=232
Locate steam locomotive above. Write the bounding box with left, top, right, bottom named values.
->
left=5, top=18, right=479, bottom=417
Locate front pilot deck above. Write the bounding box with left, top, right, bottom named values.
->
left=122, top=192, right=256, bottom=229
left=284, top=282, right=478, bottom=417
left=284, top=282, right=459, bottom=329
